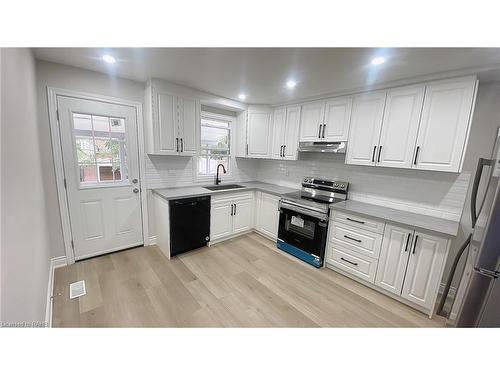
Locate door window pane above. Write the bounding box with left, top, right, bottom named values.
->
left=72, top=113, right=128, bottom=185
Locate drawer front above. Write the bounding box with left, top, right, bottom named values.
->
left=331, top=210, right=385, bottom=234
left=329, top=223, right=383, bottom=259
left=211, top=191, right=253, bottom=204
left=326, top=244, right=378, bottom=283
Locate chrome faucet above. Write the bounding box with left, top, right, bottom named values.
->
left=215, top=163, right=226, bottom=185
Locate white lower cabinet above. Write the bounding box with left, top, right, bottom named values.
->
left=326, top=244, right=378, bottom=283
left=210, top=192, right=254, bottom=243
left=254, top=191, right=280, bottom=240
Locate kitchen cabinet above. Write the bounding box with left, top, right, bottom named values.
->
left=210, top=192, right=254, bottom=243
left=401, top=230, right=448, bottom=310
left=375, top=224, right=413, bottom=295
left=254, top=191, right=280, bottom=240
left=246, top=106, right=273, bottom=158
left=271, top=105, right=301, bottom=160
left=376, top=85, right=425, bottom=169
left=144, top=82, right=200, bottom=156
left=413, top=76, right=477, bottom=172
left=299, top=96, right=352, bottom=142
left=345, top=91, right=387, bottom=166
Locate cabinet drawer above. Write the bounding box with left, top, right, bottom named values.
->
left=326, top=244, right=378, bottom=283
left=329, top=223, right=383, bottom=259
left=331, top=210, right=385, bottom=234
left=211, top=191, right=253, bottom=204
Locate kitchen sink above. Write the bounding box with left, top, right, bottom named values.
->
left=203, top=184, right=246, bottom=191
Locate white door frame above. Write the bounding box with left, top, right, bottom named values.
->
left=47, top=87, right=149, bottom=264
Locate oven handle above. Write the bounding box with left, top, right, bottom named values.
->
left=279, top=200, right=329, bottom=221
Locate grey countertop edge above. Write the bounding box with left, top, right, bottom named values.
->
left=329, top=200, right=459, bottom=238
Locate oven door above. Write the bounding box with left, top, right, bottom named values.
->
left=277, top=203, right=329, bottom=266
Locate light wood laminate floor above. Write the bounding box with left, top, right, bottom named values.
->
left=52, top=233, right=446, bottom=327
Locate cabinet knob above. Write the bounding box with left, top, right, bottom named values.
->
left=133, top=188, right=140, bottom=194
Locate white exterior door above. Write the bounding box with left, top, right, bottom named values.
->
left=232, top=198, right=253, bottom=235
left=57, top=96, right=143, bottom=260
left=401, top=231, right=448, bottom=310
left=413, top=77, right=476, bottom=172
left=375, top=224, right=413, bottom=295
left=271, top=107, right=286, bottom=159
left=247, top=110, right=272, bottom=158
left=177, top=95, right=199, bottom=155
left=283, top=105, right=301, bottom=160
left=210, top=201, right=233, bottom=241
left=299, top=101, right=325, bottom=141
left=377, top=85, right=425, bottom=168
left=345, top=91, right=386, bottom=166
left=323, top=96, right=352, bottom=141
left=156, top=92, right=178, bottom=154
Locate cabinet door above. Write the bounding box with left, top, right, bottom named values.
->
left=177, top=96, right=199, bottom=156
left=271, top=107, right=286, bottom=159
left=256, top=193, right=280, bottom=239
left=376, top=85, right=425, bottom=168
left=156, top=92, right=179, bottom=154
left=299, top=101, right=325, bottom=141
left=232, top=198, right=254, bottom=235
left=375, top=224, right=413, bottom=296
left=401, top=231, right=448, bottom=310
left=210, top=201, right=233, bottom=241
left=345, top=91, right=386, bottom=166
left=235, top=111, right=247, bottom=157
left=323, top=96, right=352, bottom=141
left=413, top=77, right=477, bottom=172
left=247, top=110, right=272, bottom=158
left=283, top=105, right=301, bottom=160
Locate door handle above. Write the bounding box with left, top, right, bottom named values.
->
left=230, top=204, right=233, bottom=216
left=404, top=232, right=412, bottom=252
left=413, top=146, right=420, bottom=165
left=372, top=146, right=377, bottom=163
left=132, top=178, right=138, bottom=184
left=322, top=124, right=326, bottom=138
left=176, top=138, right=179, bottom=152
left=377, top=145, right=382, bottom=163
left=471, top=158, right=493, bottom=228
left=412, top=235, right=419, bottom=254
left=283, top=145, right=286, bottom=157
left=280, top=145, right=284, bottom=157
left=344, top=235, right=362, bottom=243
left=133, top=188, right=139, bottom=193
left=341, top=257, right=358, bottom=266
left=180, top=138, right=184, bottom=152
left=318, top=124, right=323, bottom=138
left=234, top=203, right=236, bottom=215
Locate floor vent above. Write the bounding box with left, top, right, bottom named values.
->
left=69, top=280, right=86, bottom=299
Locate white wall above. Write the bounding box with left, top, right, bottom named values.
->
left=1, top=49, right=52, bottom=324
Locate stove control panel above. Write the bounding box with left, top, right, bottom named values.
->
left=302, top=177, right=349, bottom=192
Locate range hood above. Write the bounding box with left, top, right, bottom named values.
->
left=298, top=141, right=347, bottom=153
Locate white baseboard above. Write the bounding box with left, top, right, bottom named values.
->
left=149, top=235, right=157, bottom=245
left=45, top=256, right=67, bottom=327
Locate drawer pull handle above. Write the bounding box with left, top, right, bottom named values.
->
left=344, top=235, right=362, bottom=243
left=346, top=217, right=365, bottom=224
left=340, top=257, right=358, bottom=266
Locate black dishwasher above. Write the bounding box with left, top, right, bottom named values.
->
left=169, top=196, right=211, bottom=256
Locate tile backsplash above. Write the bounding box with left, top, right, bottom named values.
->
left=256, top=153, right=470, bottom=221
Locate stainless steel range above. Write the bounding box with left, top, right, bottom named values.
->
left=277, top=177, right=349, bottom=268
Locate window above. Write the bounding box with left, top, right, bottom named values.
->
left=72, top=113, right=128, bottom=185
left=198, top=116, right=230, bottom=176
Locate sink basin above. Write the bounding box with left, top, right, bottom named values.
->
left=203, top=184, right=246, bottom=191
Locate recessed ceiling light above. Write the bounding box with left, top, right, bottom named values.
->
left=371, top=56, right=386, bottom=66
left=102, top=54, right=116, bottom=64
left=238, top=93, right=247, bottom=100
left=286, top=80, right=297, bottom=89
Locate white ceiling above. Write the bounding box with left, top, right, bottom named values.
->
left=33, top=48, right=500, bottom=104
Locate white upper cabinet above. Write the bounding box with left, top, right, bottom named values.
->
left=401, top=231, right=449, bottom=310
left=235, top=110, right=247, bottom=158
left=345, top=91, right=387, bottom=166
left=413, top=76, right=477, bottom=172
left=246, top=106, right=273, bottom=158
left=145, top=83, right=200, bottom=156
left=271, top=107, right=287, bottom=159
left=323, top=97, right=353, bottom=141
left=299, top=97, right=352, bottom=142
left=271, top=105, right=301, bottom=160
left=376, top=85, right=425, bottom=168
left=299, top=101, right=325, bottom=141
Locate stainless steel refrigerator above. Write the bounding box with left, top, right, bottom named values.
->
left=454, top=127, right=500, bottom=327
